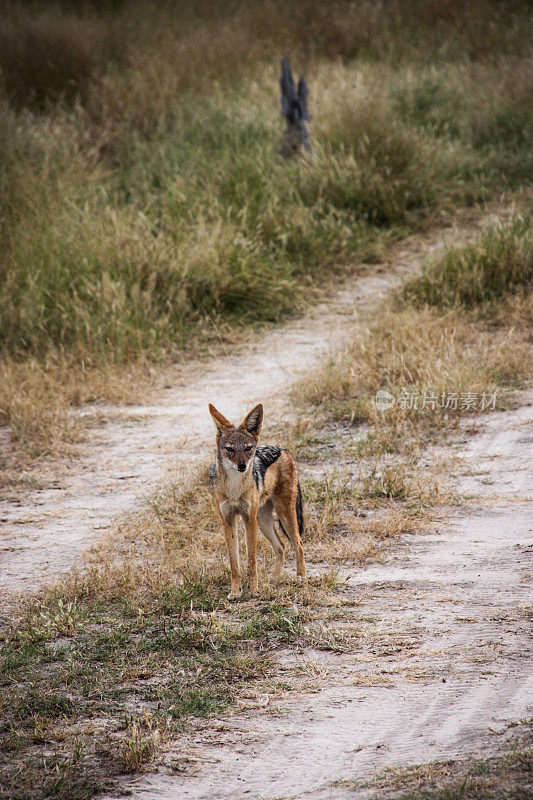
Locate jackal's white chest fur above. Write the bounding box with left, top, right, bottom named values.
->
left=223, top=461, right=249, bottom=498
left=218, top=458, right=253, bottom=519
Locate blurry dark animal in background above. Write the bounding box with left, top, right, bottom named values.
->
left=278, top=57, right=313, bottom=158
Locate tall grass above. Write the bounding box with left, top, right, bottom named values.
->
left=0, top=70, right=456, bottom=361
left=401, top=213, right=533, bottom=308
left=0, top=0, right=532, bottom=451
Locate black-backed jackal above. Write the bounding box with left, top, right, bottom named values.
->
left=208, top=403, right=306, bottom=599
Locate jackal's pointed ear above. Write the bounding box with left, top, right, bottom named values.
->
left=241, top=403, right=263, bottom=439
left=209, top=403, right=232, bottom=435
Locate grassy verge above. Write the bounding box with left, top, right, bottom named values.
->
left=402, top=214, right=533, bottom=309
left=295, top=212, right=532, bottom=441
left=1, top=0, right=532, bottom=456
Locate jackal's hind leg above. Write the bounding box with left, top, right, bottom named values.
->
left=258, top=500, right=285, bottom=579
left=274, top=499, right=306, bottom=579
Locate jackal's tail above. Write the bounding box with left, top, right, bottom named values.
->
left=296, top=481, right=304, bottom=538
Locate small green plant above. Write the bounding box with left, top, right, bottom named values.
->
left=120, top=715, right=160, bottom=773
left=361, top=463, right=409, bottom=500
left=166, top=688, right=232, bottom=721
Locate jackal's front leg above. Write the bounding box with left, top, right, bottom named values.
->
left=222, top=519, right=242, bottom=600
left=244, top=512, right=259, bottom=595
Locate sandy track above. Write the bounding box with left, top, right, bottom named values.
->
left=107, top=403, right=533, bottom=800
left=0, top=213, right=494, bottom=597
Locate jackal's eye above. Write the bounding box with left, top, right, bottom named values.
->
left=224, top=446, right=234, bottom=454
left=244, top=446, right=253, bottom=453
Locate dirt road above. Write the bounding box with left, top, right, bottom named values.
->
left=0, top=213, right=494, bottom=597
left=106, top=402, right=533, bottom=800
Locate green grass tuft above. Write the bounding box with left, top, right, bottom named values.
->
left=402, top=213, right=533, bottom=309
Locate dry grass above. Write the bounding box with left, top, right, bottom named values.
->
left=2, top=2, right=529, bottom=113
left=296, top=303, right=531, bottom=426
left=0, top=551, right=310, bottom=798
left=295, top=214, right=533, bottom=437
left=0, top=5, right=121, bottom=109
left=0, top=356, right=161, bottom=460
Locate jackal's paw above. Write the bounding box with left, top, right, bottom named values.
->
left=296, top=573, right=307, bottom=582
left=227, top=589, right=242, bottom=601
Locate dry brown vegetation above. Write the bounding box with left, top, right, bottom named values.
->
left=296, top=213, right=533, bottom=436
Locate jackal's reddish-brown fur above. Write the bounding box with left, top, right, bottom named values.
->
left=208, top=402, right=306, bottom=599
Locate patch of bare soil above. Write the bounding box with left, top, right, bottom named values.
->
left=104, top=401, right=532, bottom=800
left=0, top=211, right=497, bottom=598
